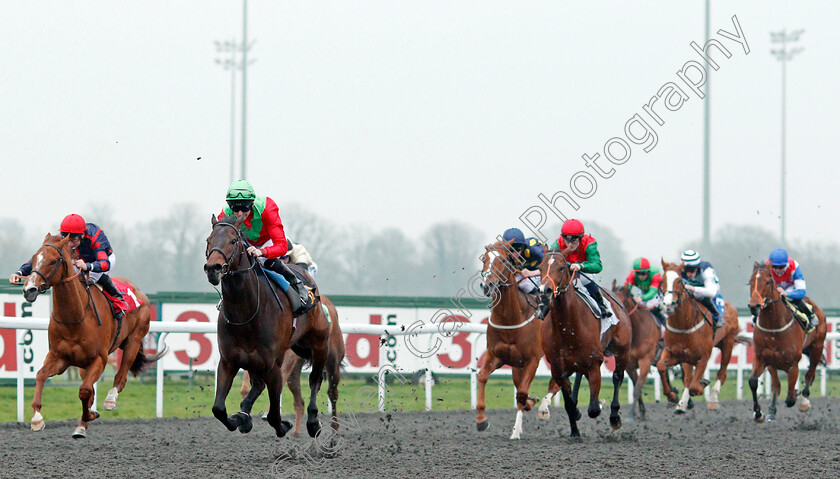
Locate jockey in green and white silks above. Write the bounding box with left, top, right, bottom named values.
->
left=671, top=250, right=725, bottom=328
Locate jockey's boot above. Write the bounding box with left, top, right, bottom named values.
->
left=794, top=299, right=818, bottom=333
left=536, top=292, right=550, bottom=320
left=585, top=283, right=612, bottom=319
left=699, top=296, right=724, bottom=328
left=266, top=260, right=311, bottom=316
left=97, top=275, right=126, bottom=321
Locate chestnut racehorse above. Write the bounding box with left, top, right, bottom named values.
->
left=22, top=234, right=160, bottom=438
left=656, top=260, right=742, bottom=413
left=476, top=240, right=557, bottom=439
left=612, top=280, right=660, bottom=421
left=204, top=215, right=330, bottom=438
left=747, top=262, right=827, bottom=422
left=240, top=295, right=345, bottom=436
left=539, top=249, right=633, bottom=437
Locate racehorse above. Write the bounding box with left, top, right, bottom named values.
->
left=612, top=280, right=660, bottom=421
left=747, top=262, right=827, bottom=422
left=240, top=295, right=345, bottom=436
left=656, top=260, right=743, bottom=413
left=476, top=240, right=556, bottom=439
left=539, top=249, right=633, bottom=437
left=22, top=234, right=159, bottom=438
left=204, top=215, right=331, bottom=438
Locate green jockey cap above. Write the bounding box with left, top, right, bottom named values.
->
left=633, top=257, right=651, bottom=273
left=226, top=180, right=256, bottom=201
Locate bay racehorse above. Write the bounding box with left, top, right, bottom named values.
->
left=539, top=249, right=633, bottom=437
left=477, top=239, right=558, bottom=439
left=240, top=295, right=345, bottom=436
left=204, top=215, right=331, bottom=438
left=612, top=280, right=660, bottom=421
left=656, top=260, right=743, bottom=413
left=747, top=262, right=827, bottom=422
left=22, top=234, right=160, bottom=438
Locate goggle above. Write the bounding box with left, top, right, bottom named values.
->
left=684, top=266, right=700, bottom=273
left=227, top=189, right=254, bottom=200
left=772, top=265, right=787, bottom=271
left=562, top=235, right=582, bottom=242
left=635, top=270, right=649, bottom=276
left=228, top=201, right=253, bottom=213
left=60, top=232, right=82, bottom=240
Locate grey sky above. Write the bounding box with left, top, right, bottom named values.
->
left=2, top=1, right=837, bottom=269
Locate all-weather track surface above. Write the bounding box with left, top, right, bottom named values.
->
left=2, top=398, right=840, bottom=479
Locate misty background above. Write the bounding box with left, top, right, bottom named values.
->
left=2, top=2, right=839, bottom=306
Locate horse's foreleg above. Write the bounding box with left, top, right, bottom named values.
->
left=327, top=356, right=341, bottom=432
left=285, top=357, right=305, bottom=437
left=212, top=359, right=244, bottom=432
left=801, top=342, right=823, bottom=406
left=708, top=341, right=734, bottom=410
left=306, top=346, right=329, bottom=438
left=558, top=376, right=581, bottom=438
left=633, top=359, right=650, bottom=421
left=31, top=352, right=69, bottom=431
left=75, top=355, right=106, bottom=438
left=609, top=357, right=628, bottom=430
left=265, top=366, right=292, bottom=438
left=509, top=359, right=540, bottom=440
left=655, top=349, right=678, bottom=404
left=688, top=353, right=710, bottom=397
left=748, top=360, right=767, bottom=423
left=572, top=373, right=583, bottom=405
left=239, top=371, right=251, bottom=401
left=538, top=378, right=560, bottom=420
left=782, top=364, right=799, bottom=410
left=586, top=366, right=602, bottom=419
left=106, top=334, right=143, bottom=411
left=239, top=372, right=265, bottom=419
left=476, top=354, right=503, bottom=431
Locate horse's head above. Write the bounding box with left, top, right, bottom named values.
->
left=204, top=214, right=248, bottom=286
left=749, top=262, right=777, bottom=316
left=611, top=279, right=633, bottom=309
left=659, top=258, right=686, bottom=314
left=479, top=240, right=517, bottom=297
left=23, top=233, right=74, bottom=303
left=539, top=248, right=573, bottom=298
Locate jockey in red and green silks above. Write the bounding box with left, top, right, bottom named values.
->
left=217, top=179, right=311, bottom=315
left=624, top=257, right=666, bottom=326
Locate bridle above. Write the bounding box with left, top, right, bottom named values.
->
left=481, top=245, right=516, bottom=290
left=542, top=251, right=576, bottom=297
left=207, top=222, right=264, bottom=325
left=29, top=243, right=80, bottom=293
left=750, top=266, right=796, bottom=333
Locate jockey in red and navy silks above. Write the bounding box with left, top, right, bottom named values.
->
left=218, top=179, right=310, bottom=316
left=766, top=248, right=818, bottom=332
left=10, top=214, right=128, bottom=319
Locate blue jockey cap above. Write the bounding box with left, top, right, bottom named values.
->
left=769, top=248, right=789, bottom=266
left=502, top=228, right=526, bottom=247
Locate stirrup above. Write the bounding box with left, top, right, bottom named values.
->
left=806, top=319, right=818, bottom=334
left=114, top=310, right=125, bottom=321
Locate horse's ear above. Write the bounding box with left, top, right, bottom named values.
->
left=678, top=261, right=685, bottom=270
left=211, top=214, right=218, bottom=226
left=661, top=257, right=666, bottom=269
left=611, top=278, right=617, bottom=290
left=753, top=261, right=761, bottom=271
left=542, top=244, right=548, bottom=254
left=43, top=233, right=51, bottom=242
left=58, top=234, right=70, bottom=247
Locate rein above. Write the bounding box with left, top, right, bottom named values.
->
left=31, top=243, right=90, bottom=326
left=543, top=252, right=576, bottom=297
left=751, top=269, right=796, bottom=334
left=661, top=270, right=712, bottom=334
left=483, top=244, right=538, bottom=329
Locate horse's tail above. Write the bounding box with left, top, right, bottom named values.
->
left=130, top=344, right=169, bottom=377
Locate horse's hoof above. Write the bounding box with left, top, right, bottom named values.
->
left=509, top=431, right=521, bottom=440
left=707, top=401, right=720, bottom=411
left=767, top=414, right=776, bottom=423
left=754, top=413, right=764, bottom=423
left=103, top=402, right=117, bottom=411
left=785, top=398, right=796, bottom=408
left=588, top=406, right=601, bottom=419
left=292, top=431, right=301, bottom=438
left=674, top=407, right=686, bottom=415
left=574, top=409, right=582, bottom=421
left=476, top=419, right=489, bottom=432
left=610, top=417, right=622, bottom=430
left=31, top=412, right=45, bottom=432
left=276, top=420, right=293, bottom=438
left=71, top=426, right=87, bottom=439
left=699, top=378, right=710, bottom=388
left=537, top=410, right=550, bottom=420
left=306, top=419, right=321, bottom=438
left=261, top=412, right=268, bottom=421
left=87, top=410, right=100, bottom=422
left=235, top=412, right=253, bottom=434
left=687, top=399, right=695, bottom=410
left=799, top=397, right=811, bottom=412
left=598, top=398, right=606, bottom=409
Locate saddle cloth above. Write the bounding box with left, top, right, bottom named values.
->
left=782, top=297, right=813, bottom=328
left=97, top=279, right=141, bottom=313
left=262, top=267, right=320, bottom=314
left=574, top=282, right=619, bottom=338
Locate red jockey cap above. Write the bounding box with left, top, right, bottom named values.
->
left=561, top=219, right=585, bottom=236
left=59, top=214, right=86, bottom=234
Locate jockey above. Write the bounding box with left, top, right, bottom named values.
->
left=624, top=257, right=665, bottom=326
left=515, top=237, right=545, bottom=296
left=538, top=219, right=611, bottom=320
left=9, top=214, right=128, bottom=320
left=766, top=248, right=818, bottom=333
left=218, top=179, right=311, bottom=316
left=501, top=227, right=528, bottom=260
left=283, top=239, right=318, bottom=279
left=680, top=250, right=725, bottom=328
